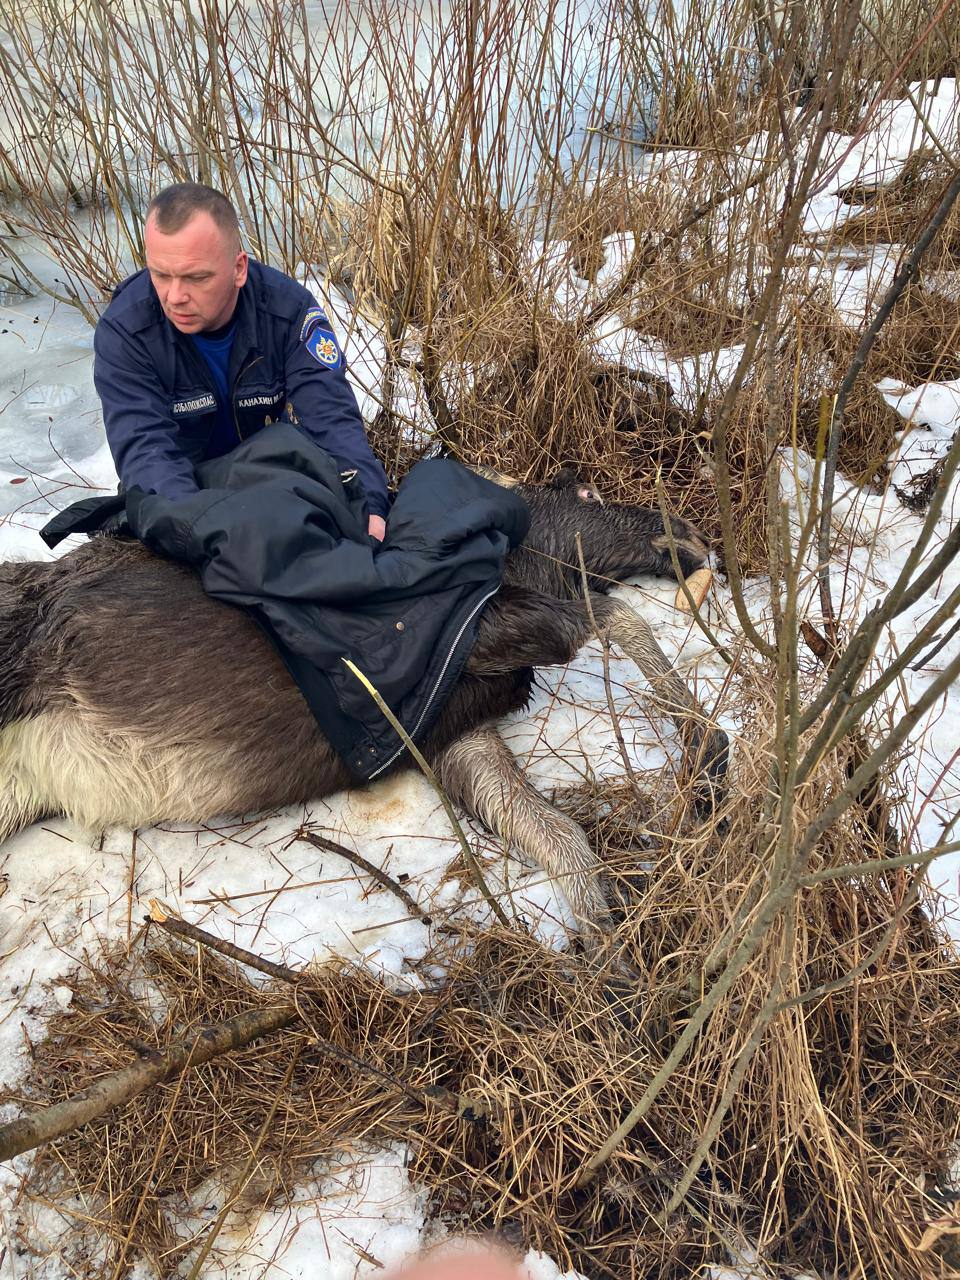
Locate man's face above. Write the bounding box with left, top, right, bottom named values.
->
left=144, top=210, right=248, bottom=334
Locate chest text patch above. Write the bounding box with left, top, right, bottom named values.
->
left=301, top=307, right=343, bottom=371
left=172, top=393, right=217, bottom=416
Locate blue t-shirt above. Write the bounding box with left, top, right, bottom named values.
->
left=191, top=321, right=238, bottom=460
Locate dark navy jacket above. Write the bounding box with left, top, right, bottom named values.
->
left=93, top=258, right=389, bottom=517
left=42, top=424, right=530, bottom=780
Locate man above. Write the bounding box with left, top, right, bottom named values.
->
left=93, top=182, right=389, bottom=540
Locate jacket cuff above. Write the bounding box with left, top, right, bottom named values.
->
left=366, top=492, right=389, bottom=519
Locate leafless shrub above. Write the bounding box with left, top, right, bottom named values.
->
left=2, top=0, right=960, bottom=1274
left=6, top=680, right=960, bottom=1278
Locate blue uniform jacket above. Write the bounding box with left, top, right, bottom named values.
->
left=93, top=258, right=389, bottom=517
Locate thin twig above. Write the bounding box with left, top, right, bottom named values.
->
left=146, top=901, right=302, bottom=983
left=341, top=658, right=513, bottom=928
left=125, top=830, right=138, bottom=949
left=574, top=530, right=639, bottom=789
left=296, top=830, right=432, bottom=923
left=653, top=470, right=733, bottom=663
left=817, top=166, right=960, bottom=631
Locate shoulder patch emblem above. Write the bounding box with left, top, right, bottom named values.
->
left=300, top=306, right=328, bottom=341
left=301, top=306, right=343, bottom=370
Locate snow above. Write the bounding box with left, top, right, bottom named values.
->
left=2, top=75, right=960, bottom=1280
left=803, top=79, right=959, bottom=236
left=827, top=248, right=902, bottom=327
left=187, top=1145, right=428, bottom=1278
left=589, top=311, right=746, bottom=407
left=0, top=263, right=695, bottom=1273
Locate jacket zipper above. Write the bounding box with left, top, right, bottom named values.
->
left=232, top=355, right=263, bottom=442
left=176, top=332, right=259, bottom=446
left=366, top=586, right=499, bottom=780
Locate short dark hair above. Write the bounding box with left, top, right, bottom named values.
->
left=147, top=183, right=240, bottom=246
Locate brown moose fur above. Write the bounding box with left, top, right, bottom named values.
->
left=0, top=473, right=724, bottom=928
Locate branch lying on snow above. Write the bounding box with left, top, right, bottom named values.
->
left=149, top=900, right=303, bottom=982
left=0, top=908, right=466, bottom=1165
left=150, top=909, right=460, bottom=1110
left=0, top=1001, right=297, bottom=1164
left=296, top=830, right=432, bottom=924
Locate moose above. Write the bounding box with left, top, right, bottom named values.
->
left=0, top=469, right=727, bottom=932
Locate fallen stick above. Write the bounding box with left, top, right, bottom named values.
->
left=296, top=831, right=432, bottom=924
left=0, top=1002, right=296, bottom=1164
left=147, top=900, right=302, bottom=982
left=149, top=906, right=458, bottom=1110
left=0, top=904, right=470, bottom=1165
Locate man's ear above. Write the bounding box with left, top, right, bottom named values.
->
left=234, top=250, right=249, bottom=289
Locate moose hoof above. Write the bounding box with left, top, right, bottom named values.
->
left=568, top=876, right=614, bottom=938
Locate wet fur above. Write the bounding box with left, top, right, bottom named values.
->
left=0, top=480, right=725, bottom=928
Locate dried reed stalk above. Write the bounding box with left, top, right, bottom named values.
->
left=6, top=681, right=960, bottom=1278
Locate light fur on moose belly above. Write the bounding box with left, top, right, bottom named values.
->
left=0, top=709, right=238, bottom=836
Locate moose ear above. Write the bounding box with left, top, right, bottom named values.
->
left=550, top=465, right=604, bottom=503
left=550, top=465, right=579, bottom=489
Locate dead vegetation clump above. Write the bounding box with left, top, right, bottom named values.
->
left=780, top=291, right=907, bottom=487
left=619, top=200, right=755, bottom=358
left=334, top=175, right=780, bottom=564
left=894, top=451, right=951, bottom=512
left=540, top=172, right=642, bottom=283
left=832, top=152, right=960, bottom=272
left=330, top=185, right=529, bottom=344
left=430, top=309, right=742, bottom=552
left=873, top=280, right=960, bottom=384
left=335, top=127, right=960, bottom=575
left=7, top=696, right=960, bottom=1280
left=771, top=276, right=960, bottom=498
left=628, top=257, right=750, bottom=356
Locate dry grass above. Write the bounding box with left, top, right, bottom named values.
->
left=7, top=686, right=960, bottom=1280
left=333, top=163, right=771, bottom=568
left=832, top=155, right=960, bottom=272
left=0, top=2, right=959, bottom=1274
left=2, top=0, right=958, bottom=570
left=332, top=114, right=960, bottom=574
left=780, top=291, right=909, bottom=487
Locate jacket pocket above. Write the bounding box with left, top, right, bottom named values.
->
left=170, top=391, right=218, bottom=457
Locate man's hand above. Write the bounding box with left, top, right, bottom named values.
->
left=368, top=514, right=386, bottom=541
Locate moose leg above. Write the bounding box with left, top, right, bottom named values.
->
left=431, top=724, right=611, bottom=933
left=467, top=589, right=728, bottom=803
left=601, top=597, right=729, bottom=799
